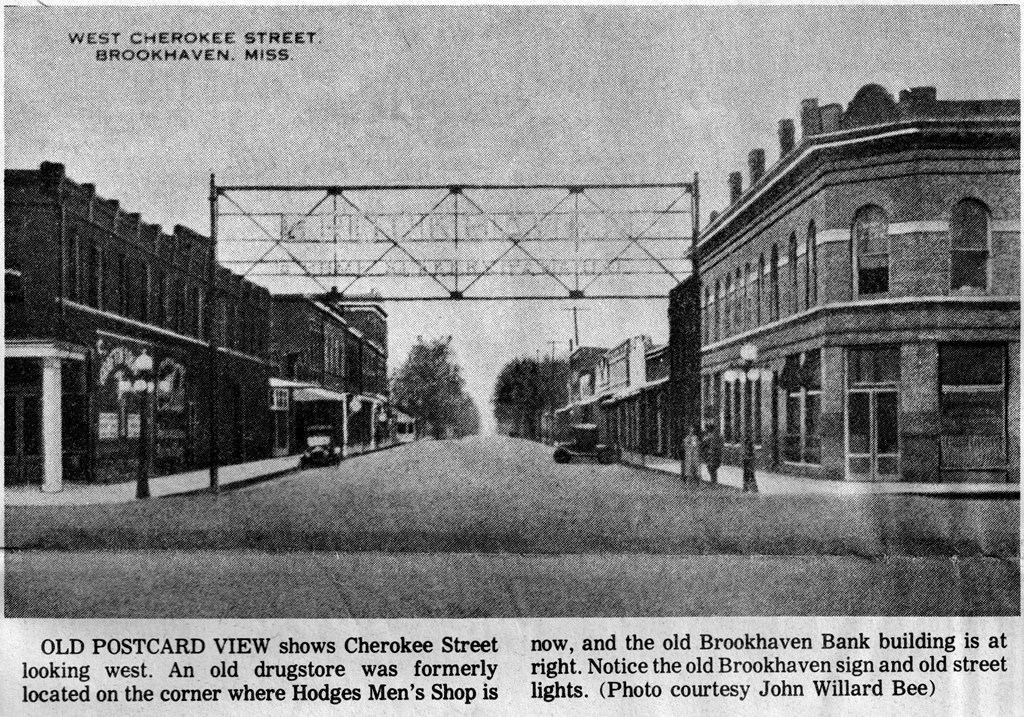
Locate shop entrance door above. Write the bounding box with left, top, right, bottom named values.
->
left=846, top=388, right=899, bottom=481
left=5, top=393, right=43, bottom=485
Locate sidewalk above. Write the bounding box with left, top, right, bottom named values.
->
left=7, top=440, right=411, bottom=507
left=5, top=455, right=302, bottom=507
left=621, top=452, right=1021, bottom=496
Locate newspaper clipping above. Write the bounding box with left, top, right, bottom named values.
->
left=2, top=4, right=1021, bottom=715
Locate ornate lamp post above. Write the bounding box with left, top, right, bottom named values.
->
left=725, top=342, right=760, bottom=493
left=739, top=342, right=759, bottom=493
left=131, top=350, right=155, bottom=499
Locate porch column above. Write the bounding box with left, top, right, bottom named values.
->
left=41, top=356, right=63, bottom=492
left=340, top=395, right=349, bottom=459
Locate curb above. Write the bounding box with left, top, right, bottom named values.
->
left=620, top=458, right=742, bottom=492
left=167, top=441, right=409, bottom=498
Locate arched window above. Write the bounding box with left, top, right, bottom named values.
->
left=949, top=199, right=990, bottom=292
left=714, top=279, right=721, bottom=341
left=770, top=244, right=780, bottom=320
left=853, top=205, right=889, bottom=295
left=735, top=266, right=743, bottom=332
left=757, top=253, right=765, bottom=325
left=723, top=273, right=732, bottom=336
left=807, top=220, right=817, bottom=307
left=788, top=232, right=799, bottom=313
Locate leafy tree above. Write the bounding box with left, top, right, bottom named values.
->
left=492, top=355, right=568, bottom=440
left=391, top=336, right=477, bottom=439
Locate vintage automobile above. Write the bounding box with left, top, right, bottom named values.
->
left=299, top=428, right=343, bottom=468
left=553, top=423, right=617, bottom=464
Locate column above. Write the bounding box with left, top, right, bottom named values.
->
left=900, top=342, right=939, bottom=482
left=41, top=356, right=63, bottom=493
left=819, top=346, right=846, bottom=480
left=340, top=396, right=349, bottom=459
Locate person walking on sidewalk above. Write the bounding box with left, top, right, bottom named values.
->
left=682, top=425, right=701, bottom=483
left=701, top=424, right=724, bottom=485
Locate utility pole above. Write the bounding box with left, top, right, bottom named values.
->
left=562, top=306, right=590, bottom=347
left=208, top=173, right=220, bottom=493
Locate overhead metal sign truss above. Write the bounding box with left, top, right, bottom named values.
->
left=212, top=179, right=699, bottom=301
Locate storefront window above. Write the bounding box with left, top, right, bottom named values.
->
left=723, top=375, right=733, bottom=442
left=22, top=395, right=41, bottom=456
left=733, top=379, right=742, bottom=444
left=849, top=347, right=900, bottom=385
left=753, top=376, right=762, bottom=445
left=5, top=397, right=17, bottom=456
left=782, top=350, right=821, bottom=463
left=939, top=343, right=1006, bottom=474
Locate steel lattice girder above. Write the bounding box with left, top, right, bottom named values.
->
left=213, top=180, right=699, bottom=300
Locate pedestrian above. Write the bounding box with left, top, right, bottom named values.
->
left=701, top=423, right=724, bottom=484
left=683, top=425, right=701, bottom=483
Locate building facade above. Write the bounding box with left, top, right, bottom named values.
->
left=554, top=337, right=674, bottom=462
left=554, top=345, right=606, bottom=436
left=5, top=162, right=275, bottom=490
left=270, top=293, right=390, bottom=454
left=687, top=85, right=1020, bottom=482
left=602, top=342, right=671, bottom=463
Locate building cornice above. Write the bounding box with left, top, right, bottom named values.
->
left=698, top=118, right=1019, bottom=251
left=701, top=295, right=1021, bottom=355
left=59, top=298, right=276, bottom=366
left=4, top=339, right=88, bottom=360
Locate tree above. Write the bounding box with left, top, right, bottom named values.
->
left=454, top=395, right=481, bottom=438
left=391, top=336, right=478, bottom=439
left=492, top=355, right=568, bottom=440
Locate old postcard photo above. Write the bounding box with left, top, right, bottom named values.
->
left=3, top=3, right=1020, bottom=624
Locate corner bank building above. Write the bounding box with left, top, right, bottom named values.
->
left=684, top=85, right=1020, bottom=483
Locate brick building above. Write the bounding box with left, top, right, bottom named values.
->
left=555, top=337, right=673, bottom=461
left=5, top=162, right=276, bottom=490
left=685, top=85, right=1019, bottom=482
left=553, top=345, right=606, bottom=435
left=270, top=293, right=390, bottom=454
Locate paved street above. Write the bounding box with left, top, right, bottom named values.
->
left=6, top=436, right=1020, bottom=616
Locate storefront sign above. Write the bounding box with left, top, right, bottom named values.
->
left=99, top=412, right=119, bottom=440
left=126, top=413, right=141, bottom=439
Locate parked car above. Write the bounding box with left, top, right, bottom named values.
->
left=299, top=429, right=342, bottom=468
left=553, top=423, right=617, bottom=464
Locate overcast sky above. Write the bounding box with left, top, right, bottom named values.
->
left=6, top=6, right=1020, bottom=432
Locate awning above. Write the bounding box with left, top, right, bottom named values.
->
left=603, top=376, right=669, bottom=404
left=294, top=386, right=348, bottom=402
left=269, top=377, right=314, bottom=389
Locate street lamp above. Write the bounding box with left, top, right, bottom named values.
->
left=735, top=342, right=759, bottom=493
left=130, top=351, right=155, bottom=499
